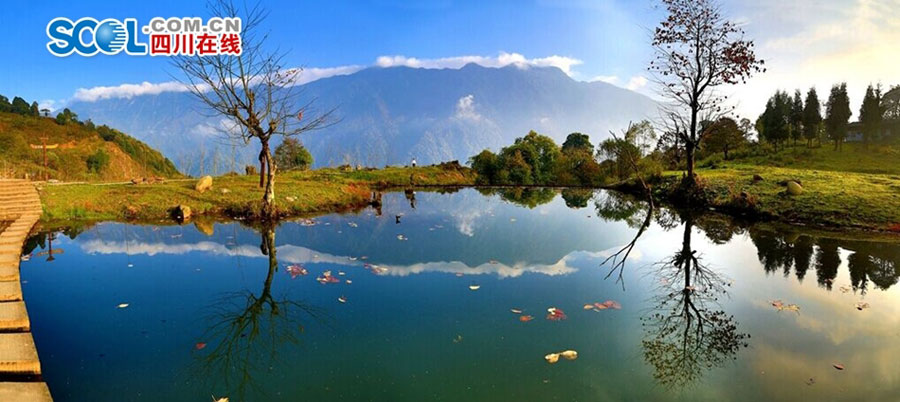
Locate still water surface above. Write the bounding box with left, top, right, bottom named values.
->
left=20, top=188, right=900, bottom=401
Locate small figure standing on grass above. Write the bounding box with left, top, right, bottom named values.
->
left=410, top=157, right=417, bottom=168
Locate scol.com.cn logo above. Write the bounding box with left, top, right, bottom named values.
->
left=46, top=17, right=242, bottom=57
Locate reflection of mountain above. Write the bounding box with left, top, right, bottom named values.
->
left=749, top=228, right=900, bottom=292
left=71, top=190, right=633, bottom=270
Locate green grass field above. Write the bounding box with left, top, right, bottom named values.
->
left=659, top=142, right=900, bottom=231
left=38, top=165, right=475, bottom=225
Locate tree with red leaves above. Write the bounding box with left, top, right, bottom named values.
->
left=649, top=0, right=764, bottom=187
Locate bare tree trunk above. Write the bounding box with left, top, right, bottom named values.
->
left=258, top=149, right=266, bottom=188
left=261, top=141, right=276, bottom=218
left=684, top=141, right=696, bottom=186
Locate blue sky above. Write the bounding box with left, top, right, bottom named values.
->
left=1, top=0, right=897, bottom=118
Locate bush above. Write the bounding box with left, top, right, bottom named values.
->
left=86, top=149, right=110, bottom=173
left=273, top=137, right=313, bottom=171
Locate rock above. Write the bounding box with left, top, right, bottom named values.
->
left=245, top=165, right=258, bottom=176
left=193, top=219, right=215, bottom=236
left=786, top=181, right=803, bottom=196
left=220, top=188, right=230, bottom=194
left=171, top=205, right=192, bottom=222
left=285, top=196, right=297, bottom=202
left=752, top=174, right=764, bottom=182
left=195, top=176, right=213, bottom=193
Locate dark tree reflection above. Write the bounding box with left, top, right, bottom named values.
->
left=193, top=224, right=328, bottom=400
left=561, top=188, right=594, bottom=209
left=748, top=228, right=900, bottom=292
left=641, top=216, right=749, bottom=390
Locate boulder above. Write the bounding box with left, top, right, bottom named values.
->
left=752, top=174, right=764, bottom=182
left=124, top=205, right=139, bottom=219
left=786, top=180, right=803, bottom=196
left=195, top=176, right=213, bottom=193
left=172, top=205, right=192, bottom=222
left=220, top=188, right=231, bottom=194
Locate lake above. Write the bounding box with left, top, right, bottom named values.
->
left=20, top=188, right=900, bottom=401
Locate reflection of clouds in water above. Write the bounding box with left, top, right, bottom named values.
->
left=78, top=239, right=594, bottom=278
left=454, top=209, right=482, bottom=237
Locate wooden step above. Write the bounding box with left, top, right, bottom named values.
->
left=0, top=382, right=52, bottom=402
left=0, top=333, right=41, bottom=376
left=0, top=302, right=29, bottom=331
left=0, top=282, right=23, bottom=303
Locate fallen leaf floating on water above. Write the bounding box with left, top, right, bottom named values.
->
left=454, top=272, right=464, bottom=277
left=510, top=308, right=523, bottom=314
left=546, top=307, right=567, bottom=321
left=805, top=377, right=816, bottom=386
left=583, top=304, right=595, bottom=310
left=780, top=304, right=800, bottom=314
left=346, top=280, right=352, bottom=284
left=397, top=235, right=408, bottom=241
left=469, top=284, right=481, bottom=291
left=347, top=222, right=358, bottom=228
left=338, top=271, right=346, bottom=276
left=601, top=300, right=622, bottom=310
left=833, top=363, right=845, bottom=370
left=117, top=303, right=129, bottom=309
left=519, top=315, right=534, bottom=322
left=560, top=350, right=578, bottom=360
left=856, top=301, right=870, bottom=311
left=839, top=286, right=851, bottom=294
left=286, top=264, right=308, bottom=279
left=212, top=396, right=229, bottom=402
left=452, top=335, right=463, bottom=343
left=770, top=300, right=784, bottom=309
left=194, top=343, right=207, bottom=350
left=545, top=350, right=577, bottom=364
left=316, top=271, right=341, bottom=284
left=338, top=296, right=347, bottom=303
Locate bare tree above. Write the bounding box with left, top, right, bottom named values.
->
left=649, top=0, right=763, bottom=187
left=173, top=0, right=335, bottom=218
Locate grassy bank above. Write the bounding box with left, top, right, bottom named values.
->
left=38, top=164, right=475, bottom=225
left=650, top=164, right=900, bottom=232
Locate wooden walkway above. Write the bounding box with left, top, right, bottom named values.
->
left=0, top=180, right=52, bottom=401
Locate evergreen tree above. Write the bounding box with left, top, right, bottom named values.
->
left=825, top=83, right=852, bottom=151
left=802, top=88, right=822, bottom=147
left=858, top=84, right=883, bottom=150
left=30, top=101, right=39, bottom=117
left=10, top=96, right=30, bottom=115
left=790, top=90, right=804, bottom=145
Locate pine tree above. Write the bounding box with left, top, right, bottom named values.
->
left=858, top=84, right=883, bottom=150
left=825, top=83, right=852, bottom=151
left=802, top=88, right=822, bottom=148
left=790, top=90, right=804, bottom=146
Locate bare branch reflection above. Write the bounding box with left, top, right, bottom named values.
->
left=193, top=224, right=329, bottom=400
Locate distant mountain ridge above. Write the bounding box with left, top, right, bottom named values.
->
left=68, top=64, right=657, bottom=174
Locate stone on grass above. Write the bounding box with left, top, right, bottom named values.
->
left=786, top=181, right=803, bottom=196
left=195, top=176, right=213, bottom=193
left=752, top=174, right=764, bottom=182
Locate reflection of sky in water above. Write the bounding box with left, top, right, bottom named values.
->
left=20, top=189, right=900, bottom=401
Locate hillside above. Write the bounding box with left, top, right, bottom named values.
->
left=0, top=111, right=181, bottom=181
left=67, top=64, right=658, bottom=174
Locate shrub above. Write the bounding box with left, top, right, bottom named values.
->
left=273, top=137, right=313, bottom=171
left=86, top=149, right=110, bottom=173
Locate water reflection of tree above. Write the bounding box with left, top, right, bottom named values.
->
left=560, top=188, right=594, bottom=209
left=194, top=224, right=327, bottom=399
left=748, top=228, right=899, bottom=292
left=476, top=187, right=557, bottom=208
left=641, top=216, right=749, bottom=390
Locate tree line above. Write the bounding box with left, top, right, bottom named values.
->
left=757, top=84, right=900, bottom=151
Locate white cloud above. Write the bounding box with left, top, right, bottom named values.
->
left=37, top=99, right=62, bottom=113
left=625, top=76, right=648, bottom=91
left=70, top=52, right=583, bottom=102
left=454, top=94, right=481, bottom=121
left=73, top=81, right=193, bottom=102
left=590, top=75, right=619, bottom=84
left=375, top=52, right=583, bottom=76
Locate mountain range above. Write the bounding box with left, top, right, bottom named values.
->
left=68, top=64, right=658, bottom=174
